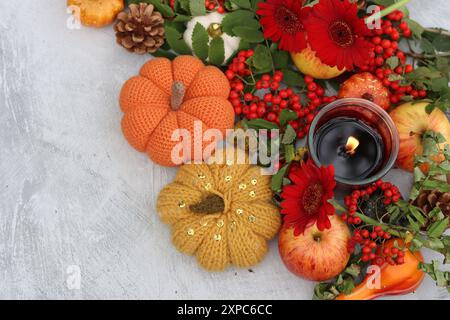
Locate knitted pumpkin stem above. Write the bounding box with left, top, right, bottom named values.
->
left=171, top=81, right=186, bottom=111
left=190, top=194, right=225, bottom=214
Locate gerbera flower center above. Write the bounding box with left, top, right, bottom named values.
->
left=274, top=5, right=303, bottom=35
left=329, top=20, right=355, bottom=48
left=302, top=183, right=324, bottom=215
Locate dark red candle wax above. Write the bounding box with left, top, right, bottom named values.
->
left=314, top=117, right=384, bottom=180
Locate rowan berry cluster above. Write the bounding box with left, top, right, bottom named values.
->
left=342, top=180, right=405, bottom=266
left=205, top=0, right=225, bottom=13
left=359, top=9, right=426, bottom=104
left=227, top=50, right=336, bottom=138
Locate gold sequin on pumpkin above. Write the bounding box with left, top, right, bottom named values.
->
left=236, top=208, right=243, bottom=215
left=178, top=200, right=186, bottom=208
left=198, top=173, right=206, bottom=179
left=249, top=191, right=256, bottom=198
left=248, top=215, right=256, bottom=223
left=199, top=220, right=208, bottom=227
left=214, top=234, right=222, bottom=241
left=187, top=228, right=195, bottom=236
left=251, top=179, right=258, bottom=185
left=204, top=183, right=212, bottom=190
left=225, top=175, right=232, bottom=182
left=239, top=183, right=247, bottom=190
left=216, top=219, right=224, bottom=228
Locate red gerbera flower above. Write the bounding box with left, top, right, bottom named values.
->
left=304, top=0, right=373, bottom=70
left=256, top=0, right=310, bottom=52
left=280, top=160, right=336, bottom=236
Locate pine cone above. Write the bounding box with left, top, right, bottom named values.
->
left=114, top=3, right=165, bottom=55
left=413, top=189, right=450, bottom=228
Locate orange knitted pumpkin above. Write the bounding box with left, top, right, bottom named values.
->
left=120, top=56, right=235, bottom=166
left=67, top=0, right=124, bottom=27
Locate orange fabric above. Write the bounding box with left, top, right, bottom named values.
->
left=120, top=56, right=234, bottom=167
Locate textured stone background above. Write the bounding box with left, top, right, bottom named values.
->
left=0, top=0, right=449, bottom=300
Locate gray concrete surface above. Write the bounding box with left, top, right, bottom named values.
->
left=0, top=0, right=449, bottom=299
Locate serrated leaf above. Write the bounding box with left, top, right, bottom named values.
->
left=246, top=119, right=279, bottom=130
left=280, top=109, right=298, bottom=128
left=165, top=25, right=192, bottom=54
left=128, top=0, right=174, bottom=17
left=251, top=44, right=272, bottom=71
left=405, top=18, right=424, bottom=38
left=222, top=10, right=255, bottom=36
left=272, top=50, right=290, bottom=69
left=232, top=26, right=264, bottom=43
left=284, top=144, right=295, bottom=162
left=427, top=218, right=450, bottom=238
left=208, top=37, right=225, bottom=65
left=189, top=0, right=206, bottom=16
left=173, top=14, right=192, bottom=22
left=432, top=35, right=450, bottom=52
left=386, top=56, right=399, bottom=69
left=421, top=38, right=435, bottom=54
left=282, top=69, right=305, bottom=88
left=282, top=125, right=297, bottom=145
left=271, top=164, right=289, bottom=192
left=409, top=206, right=426, bottom=226
left=231, top=0, right=251, bottom=9
left=192, top=23, right=209, bottom=60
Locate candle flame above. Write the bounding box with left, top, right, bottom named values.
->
left=345, top=136, right=360, bottom=155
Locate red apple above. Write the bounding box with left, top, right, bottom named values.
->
left=278, top=215, right=351, bottom=281
left=390, top=102, right=450, bottom=172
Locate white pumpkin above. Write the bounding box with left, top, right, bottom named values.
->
left=183, top=12, right=241, bottom=64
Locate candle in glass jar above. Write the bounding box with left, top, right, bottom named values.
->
left=313, top=117, right=384, bottom=181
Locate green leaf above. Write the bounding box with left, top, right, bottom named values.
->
left=427, top=218, right=450, bottom=238
left=432, top=77, right=449, bottom=92
left=284, top=144, right=295, bottom=162
left=386, top=56, right=400, bottom=69
left=251, top=44, right=272, bottom=71
left=282, top=69, right=305, bottom=88
left=421, top=38, right=435, bottom=54
left=232, top=26, right=264, bottom=43
left=271, top=164, right=289, bottom=192
left=165, top=25, right=192, bottom=55
left=422, top=179, right=450, bottom=192
left=173, top=14, right=192, bottom=22
left=404, top=18, right=425, bottom=38
left=251, top=0, right=264, bottom=10
left=222, top=10, right=255, bottom=36
left=279, top=109, right=298, bottom=128
left=409, top=206, right=426, bottom=227
left=128, top=0, right=174, bottom=17
left=407, top=215, right=421, bottom=231
left=208, top=37, right=225, bottom=65
left=432, top=35, right=450, bottom=52
left=246, top=119, right=279, bottom=130
left=281, top=125, right=297, bottom=144
left=230, top=0, right=251, bottom=9
left=272, top=50, right=290, bottom=70
left=189, top=0, right=206, bottom=16
left=192, top=23, right=209, bottom=61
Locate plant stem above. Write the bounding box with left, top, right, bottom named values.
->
left=425, top=28, right=450, bottom=37
left=406, top=52, right=450, bottom=59
left=365, top=0, right=411, bottom=25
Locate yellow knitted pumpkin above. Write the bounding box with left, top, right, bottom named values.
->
left=157, top=149, right=281, bottom=271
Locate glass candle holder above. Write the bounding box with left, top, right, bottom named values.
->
left=308, top=98, right=399, bottom=187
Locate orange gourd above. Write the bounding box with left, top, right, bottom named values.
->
left=336, top=239, right=425, bottom=300
left=67, top=0, right=124, bottom=28
left=119, top=56, right=235, bottom=167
